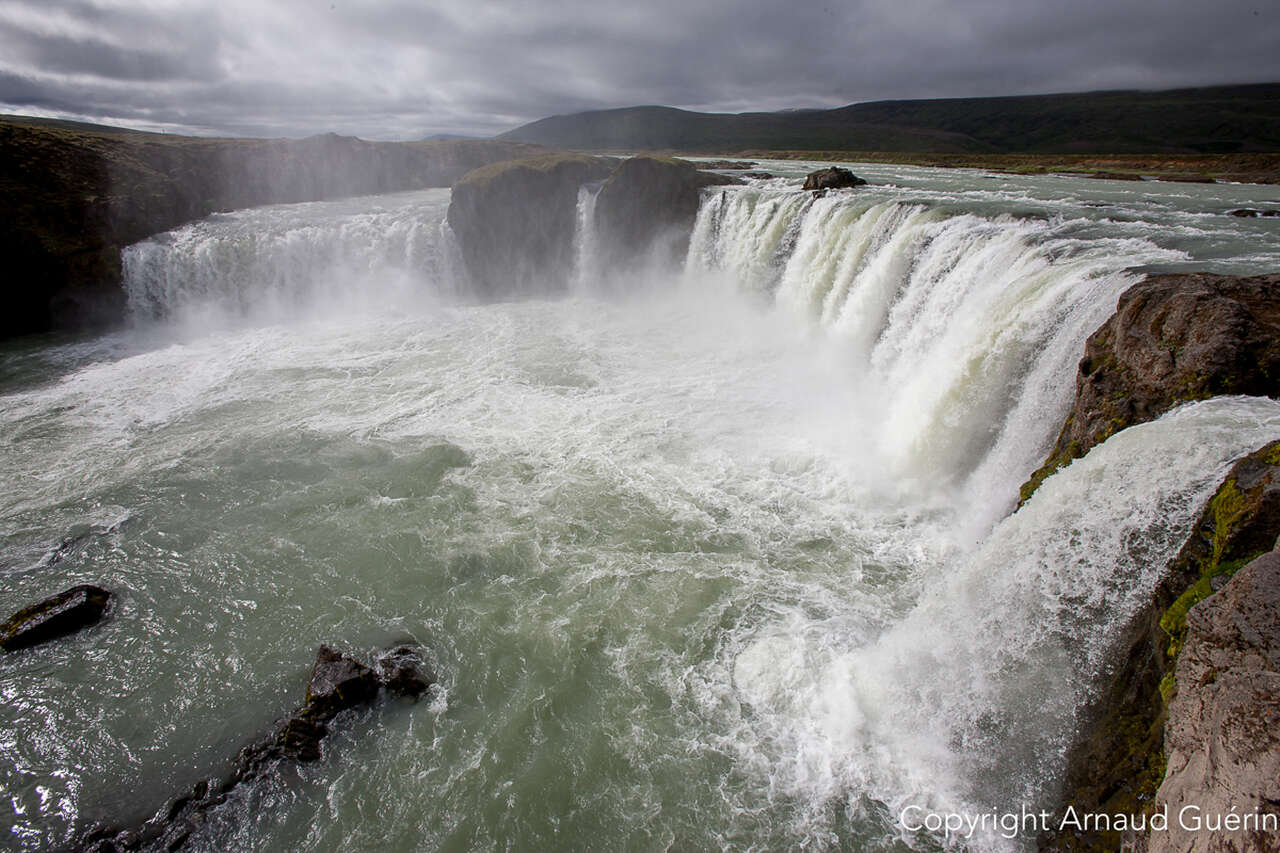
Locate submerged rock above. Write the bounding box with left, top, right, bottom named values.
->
left=0, top=584, right=111, bottom=651
left=446, top=153, right=616, bottom=298
left=1019, top=272, right=1280, bottom=504
left=593, top=156, right=741, bottom=270
left=79, top=642, right=436, bottom=851
left=801, top=166, right=866, bottom=191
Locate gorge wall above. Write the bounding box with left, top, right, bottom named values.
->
left=0, top=116, right=541, bottom=338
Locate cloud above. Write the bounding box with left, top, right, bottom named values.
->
left=0, top=0, right=1276, bottom=139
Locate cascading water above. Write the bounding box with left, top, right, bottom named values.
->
left=686, top=187, right=1185, bottom=531
left=122, top=188, right=464, bottom=324
left=4, top=163, right=1279, bottom=852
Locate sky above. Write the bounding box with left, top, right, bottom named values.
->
left=0, top=0, right=1276, bottom=140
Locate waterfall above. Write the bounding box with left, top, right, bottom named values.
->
left=122, top=189, right=462, bottom=323
left=732, top=395, right=1280, bottom=849
left=571, top=181, right=605, bottom=293
left=685, top=187, right=1187, bottom=528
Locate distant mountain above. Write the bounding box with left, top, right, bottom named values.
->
left=500, top=84, right=1280, bottom=154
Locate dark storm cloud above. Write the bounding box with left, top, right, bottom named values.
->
left=0, top=0, right=1276, bottom=139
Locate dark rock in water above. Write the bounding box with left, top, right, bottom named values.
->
left=593, top=156, right=741, bottom=270
left=447, top=153, right=616, bottom=298
left=1265, top=210, right=1280, bottom=217
left=304, top=644, right=381, bottom=717
left=1229, top=208, right=1260, bottom=217
left=1158, top=174, right=1217, bottom=184
left=742, top=171, right=774, bottom=179
left=1019, top=272, right=1280, bottom=504
left=0, top=584, right=111, bottom=651
left=377, top=644, right=434, bottom=699
left=801, top=167, right=866, bottom=191
left=694, top=159, right=757, bottom=170
left=79, top=642, right=436, bottom=851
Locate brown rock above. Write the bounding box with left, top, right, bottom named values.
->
left=1146, top=547, right=1280, bottom=853
left=1020, top=273, right=1280, bottom=503
left=446, top=153, right=617, bottom=297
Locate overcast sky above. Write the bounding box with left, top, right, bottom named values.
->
left=0, top=0, right=1276, bottom=140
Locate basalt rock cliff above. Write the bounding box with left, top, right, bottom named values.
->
left=446, top=153, right=740, bottom=295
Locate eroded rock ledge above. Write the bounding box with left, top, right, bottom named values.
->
left=1021, top=272, right=1280, bottom=504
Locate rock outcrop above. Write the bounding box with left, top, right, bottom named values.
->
left=446, top=154, right=739, bottom=293
left=0, top=585, right=111, bottom=651
left=0, top=116, right=543, bottom=338
left=446, top=153, right=616, bottom=298
left=1045, top=441, right=1280, bottom=853
left=79, top=643, right=433, bottom=852
left=1021, top=273, right=1280, bottom=503
left=802, top=166, right=866, bottom=190
left=593, top=156, right=741, bottom=269
left=1144, top=546, right=1280, bottom=853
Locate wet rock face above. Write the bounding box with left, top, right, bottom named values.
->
left=446, top=153, right=617, bottom=298
left=1147, top=547, right=1280, bottom=853
left=80, top=643, right=436, bottom=852
left=1020, top=273, right=1280, bottom=503
left=592, top=155, right=741, bottom=270
left=801, top=166, right=866, bottom=190
left=0, top=585, right=111, bottom=651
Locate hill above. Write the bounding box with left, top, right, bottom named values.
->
left=500, top=84, right=1280, bottom=154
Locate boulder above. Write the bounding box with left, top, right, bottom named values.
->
left=1229, top=208, right=1260, bottom=217
left=801, top=166, right=866, bottom=191
left=446, top=153, right=616, bottom=298
left=0, top=584, right=111, bottom=651
left=1020, top=273, right=1280, bottom=503
left=592, top=155, right=741, bottom=269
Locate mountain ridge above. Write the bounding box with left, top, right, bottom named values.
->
left=499, top=83, right=1280, bottom=154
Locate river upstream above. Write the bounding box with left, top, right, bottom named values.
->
left=2, top=162, right=1280, bottom=851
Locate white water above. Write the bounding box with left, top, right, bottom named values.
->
left=4, top=166, right=1279, bottom=852
left=122, top=189, right=465, bottom=327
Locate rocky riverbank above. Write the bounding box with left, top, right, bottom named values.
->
left=0, top=116, right=541, bottom=338
left=1037, top=274, right=1280, bottom=853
